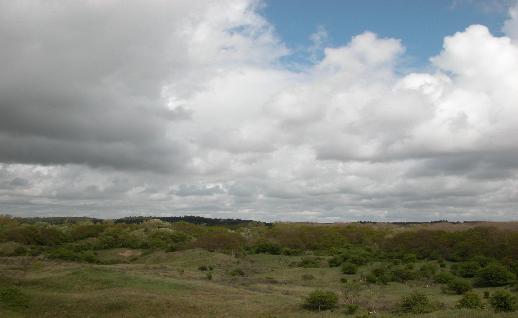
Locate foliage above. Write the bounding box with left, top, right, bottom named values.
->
left=446, top=278, right=472, bottom=295
left=434, top=272, right=455, bottom=284
left=0, top=287, right=29, bottom=309
left=456, top=291, right=484, bottom=309
left=341, top=262, right=358, bottom=275
left=476, top=264, right=516, bottom=287
left=399, top=292, right=436, bottom=314
left=343, top=303, right=359, bottom=315
left=302, top=290, right=338, bottom=311
left=489, top=290, right=518, bottom=312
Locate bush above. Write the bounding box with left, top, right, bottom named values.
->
left=476, top=264, right=516, bottom=287
left=447, top=278, right=472, bottom=295
left=419, top=263, right=438, bottom=279
left=454, top=261, right=481, bottom=278
left=489, top=290, right=517, bottom=312
left=301, top=274, right=314, bottom=281
left=253, top=242, right=281, bottom=255
left=434, top=272, right=455, bottom=284
left=344, top=303, right=359, bottom=315
left=0, top=287, right=29, bottom=309
left=303, top=290, right=338, bottom=311
left=341, top=262, right=358, bottom=275
left=328, top=255, right=344, bottom=267
left=281, top=248, right=303, bottom=256
left=390, top=265, right=417, bottom=282
left=297, top=257, right=320, bottom=268
left=399, top=292, right=435, bottom=314
left=229, top=268, right=245, bottom=277
left=457, top=292, right=484, bottom=309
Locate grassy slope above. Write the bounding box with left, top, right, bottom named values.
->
left=0, top=250, right=515, bottom=318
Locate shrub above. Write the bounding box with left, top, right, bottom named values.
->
left=344, top=303, right=359, bottom=315
left=419, top=263, right=438, bottom=279
left=297, top=257, right=320, bottom=268
left=302, top=290, right=338, bottom=311
left=281, top=248, right=303, bottom=256
left=399, top=292, right=435, bottom=314
left=454, top=261, right=481, bottom=278
left=341, top=262, right=358, bottom=275
left=328, top=255, right=344, bottom=267
left=484, top=291, right=490, bottom=299
left=0, top=287, right=29, bottom=309
left=447, top=278, right=472, bottom=295
left=457, top=291, right=484, bottom=309
left=301, top=274, right=314, bottom=281
left=390, top=265, right=417, bottom=282
left=476, top=264, right=516, bottom=287
left=229, top=268, right=245, bottom=277
left=205, top=272, right=212, bottom=280
left=434, top=271, right=455, bottom=284
left=489, top=290, right=517, bottom=312
left=198, top=265, right=208, bottom=271
left=253, top=242, right=281, bottom=255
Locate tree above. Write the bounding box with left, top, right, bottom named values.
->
left=303, top=290, right=338, bottom=311
left=489, top=290, right=517, bottom=312
left=476, top=264, right=515, bottom=287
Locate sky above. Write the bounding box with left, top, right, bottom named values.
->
left=0, top=0, right=518, bottom=222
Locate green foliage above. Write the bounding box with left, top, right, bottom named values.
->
left=489, top=290, right=517, bottom=312
left=302, top=290, right=338, bottom=311
left=446, top=278, right=472, bottom=295
left=453, top=261, right=481, bottom=278
left=297, top=257, right=321, bottom=268
left=476, top=264, right=516, bottom=287
left=253, top=242, right=281, bottom=255
left=343, top=303, right=359, bottom=315
left=390, top=265, right=417, bottom=282
left=434, top=272, right=455, bottom=284
left=46, top=246, right=97, bottom=263
left=399, top=292, right=436, bottom=314
left=456, top=291, right=484, bottom=309
left=419, top=263, right=438, bottom=279
left=0, top=287, right=29, bottom=309
left=341, top=262, right=357, bottom=275
left=328, top=255, right=344, bottom=267
left=229, top=268, right=245, bottom=277
left=281, top=247, right=303, bottom=256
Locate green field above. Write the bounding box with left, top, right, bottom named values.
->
left=1, top=217, right=518, bottom=317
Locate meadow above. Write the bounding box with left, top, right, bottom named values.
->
left=1, top=216, right=518, bottom=317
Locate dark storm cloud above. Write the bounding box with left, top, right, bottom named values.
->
left=0, top=0, right=194, bottom=172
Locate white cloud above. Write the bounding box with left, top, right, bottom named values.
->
left=1, top=0, right=518, bottom=221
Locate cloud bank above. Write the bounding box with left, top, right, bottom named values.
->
left=1, top=0, right=518, bottom=221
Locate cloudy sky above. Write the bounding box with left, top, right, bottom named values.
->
left=1, top=0, right=518, bottom=222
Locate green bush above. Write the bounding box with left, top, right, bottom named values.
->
left=434, top=272, right=455, bottom=284
left=454, top=261, right=481, bottom=278
left=229, top=268, right=245, bottom=277
left=390, top=265, right=417, bottom=282
left=419, top=263, right=438, bottom=279
left=341, top=262, right=357, bottom=275
left=297, top=257, right=320, bottom=268
left=302, top=290, right=338, bottom=311
left=399, top=292, right=435, bottom=314
left=0, top=287, right=29, bottom=309
left=253, top=242, right=281, bottom=255
left=476, top=264, right=516, bottom=287
left=281, top=247, right=303, bottom=256
left=344, top=303, right=359, bottom=315
left=489, top=290, right=517, bottom=312
left=447, top=278, right=472, bottom=295
left=457, top=291, right=484, bottom=309
left=328, top=255, right=344, bottom=267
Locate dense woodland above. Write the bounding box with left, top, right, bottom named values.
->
left=1, top=215, right=518, bottom=316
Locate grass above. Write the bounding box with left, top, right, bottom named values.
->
left=1, top=250, right=517, bottom=317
